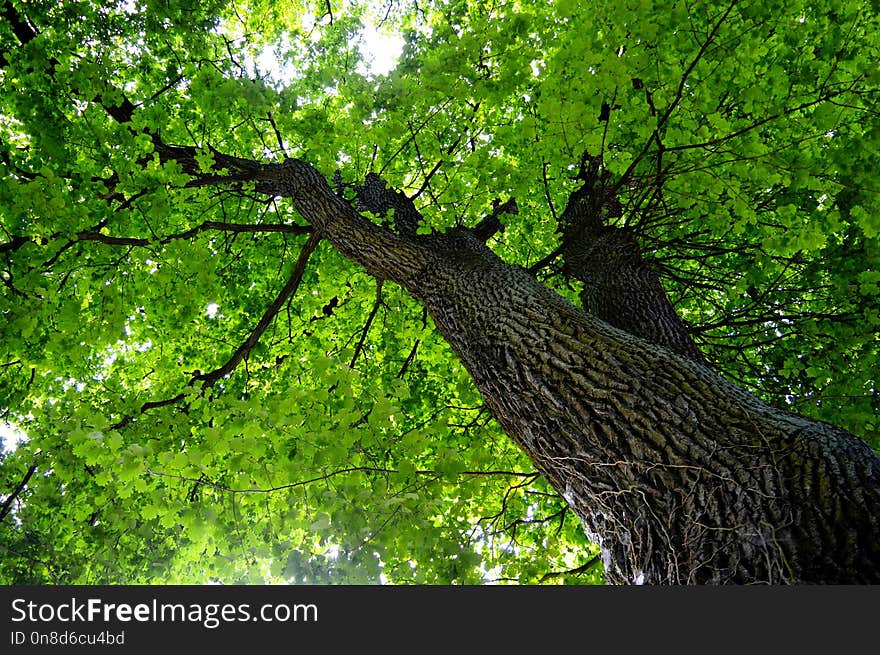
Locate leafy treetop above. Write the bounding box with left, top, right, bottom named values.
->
left=0, top=0, right=877, bottom=583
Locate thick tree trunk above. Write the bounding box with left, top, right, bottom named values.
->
left=270, top=160, right=880, bottom=583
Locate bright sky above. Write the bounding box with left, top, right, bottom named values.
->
left=358, top=23, right=405, bottom=76
left=0, top=421, right=27, bottom=455
left=255, top=13, right=405, bottom=81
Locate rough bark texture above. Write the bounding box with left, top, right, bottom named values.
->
left=558, top=168, right=707, bottom=365
left=264, top=159, right=880, bottom=584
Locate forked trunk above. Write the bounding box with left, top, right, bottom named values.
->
left=273, top=159, right=880, bottom=584
left=419, top=230, right=880, bottom=583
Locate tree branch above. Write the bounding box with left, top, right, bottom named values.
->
left=472, top=197, right=519, bottom=242
left=397, top=339, right=420, bottom=378
left=661, top=88, right=861, bottom=154
left=526, top=246, right=564, bottom=275
left=255, top=159, right=434, bottom=287
left=193, top=231, right=321, bottom=388
left=614, top=0, right=739, bottom=188
left=108, top=393, right=188, bottom=431
left=350, top=279, right=384, bottom=369
left=0, top=463, right=38, bottom=523
left=539, top=554, right=602, bottom=582
left=147, top=466, right=538, bottom=495
left=5, top=222, right=311, bottom=261
left=355, top=173, right=423, bottom=236
left=0, top=0, right=136, bottom=122
left=75, top=220, right=312, bottom=247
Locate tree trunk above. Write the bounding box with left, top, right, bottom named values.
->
left=557, top=165, right=707, bottom=365
left=270, top=160, right=880, bottom=583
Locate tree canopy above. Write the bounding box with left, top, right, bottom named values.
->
left=1, top=0, right=878, bottom=584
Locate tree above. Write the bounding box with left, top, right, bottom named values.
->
left=1, top=0, right=878, bottom=584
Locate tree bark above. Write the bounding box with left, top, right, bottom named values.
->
left=557, top=168, right=707, bottom=365
left=264, top=159, right=880, bottom=584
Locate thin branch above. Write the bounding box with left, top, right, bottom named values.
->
left=83, top=219, right=312, bottom=246
left=8, top=221, right=312, bottom=259
left=661, top=88, right=860, bottom=154
left=397, top=338, right=420, bottom=378
left=378, top=99, right=455, bottom=174
left=194, top=232, right=321, bottom=387
left=108, top=393, right=188, bottom=431
left=479, top=472, right=543, bottom=527
left=265, top=112, right=288, bottom=156
left=541, top=159, right=559, bottom=221
left=527, top=246, right=564, bottom=275
left=0, top=463, right=38, bottom=523
left=147, top=466, right=538, bottom=495
left=321, top=0, right=333, bottom=24
left=412, top=159, right=444, bottom=200
left=539, top=554, right=603, bottom=582
left=614, top=0, right=739, bottom=189
left=350, top=279, right=384, bottom=369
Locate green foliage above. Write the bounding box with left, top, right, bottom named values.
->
left=0, top=0, right=877, bottom=584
